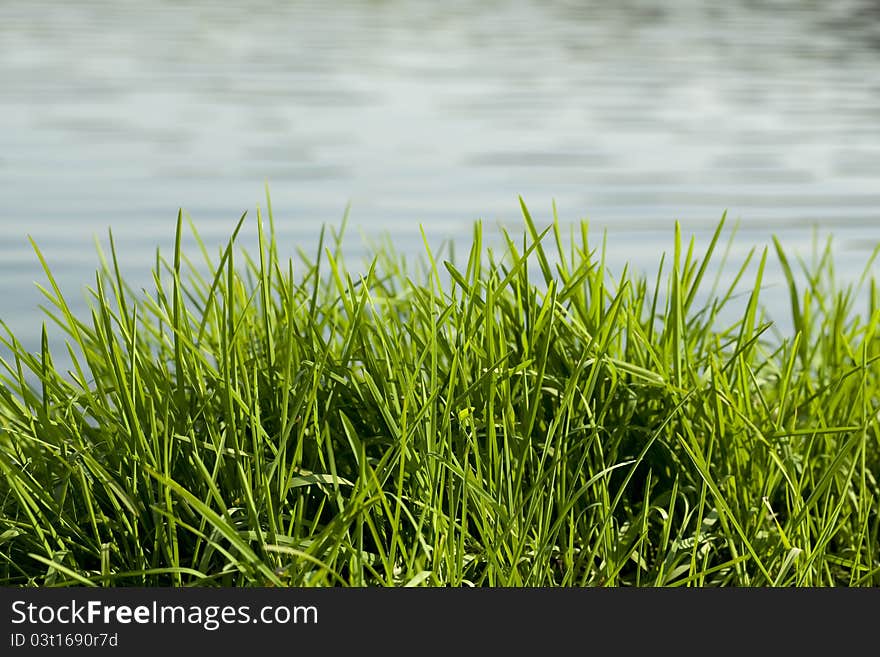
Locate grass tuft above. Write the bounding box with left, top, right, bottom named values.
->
left=1, top=198, right=878, bottom=586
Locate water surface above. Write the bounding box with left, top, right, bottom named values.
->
left=2, top=0, right=879, bottom=353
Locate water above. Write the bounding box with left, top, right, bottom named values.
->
left=2, top=0, right=880, bottom=356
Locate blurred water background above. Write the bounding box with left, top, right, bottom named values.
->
left=2, top=0, right=880, bottom=361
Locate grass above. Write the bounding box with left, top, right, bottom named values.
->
left=1, top=196, right=878, bottom=587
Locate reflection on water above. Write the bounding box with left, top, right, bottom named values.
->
left=1, top=0, right=879, bottom=347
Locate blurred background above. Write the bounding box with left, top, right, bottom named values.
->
left=2, top=0, right=879, bottom=353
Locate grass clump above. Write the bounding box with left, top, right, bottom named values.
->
left=1, top=196, right=878, bottom=587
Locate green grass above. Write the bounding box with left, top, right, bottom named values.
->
left=1, top=196, right=878, bottom=587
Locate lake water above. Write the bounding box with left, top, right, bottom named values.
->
left=2, top=0, right=880, bottom=357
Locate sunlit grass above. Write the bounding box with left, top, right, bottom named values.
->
left=1, top=195, right=878, bottom=586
